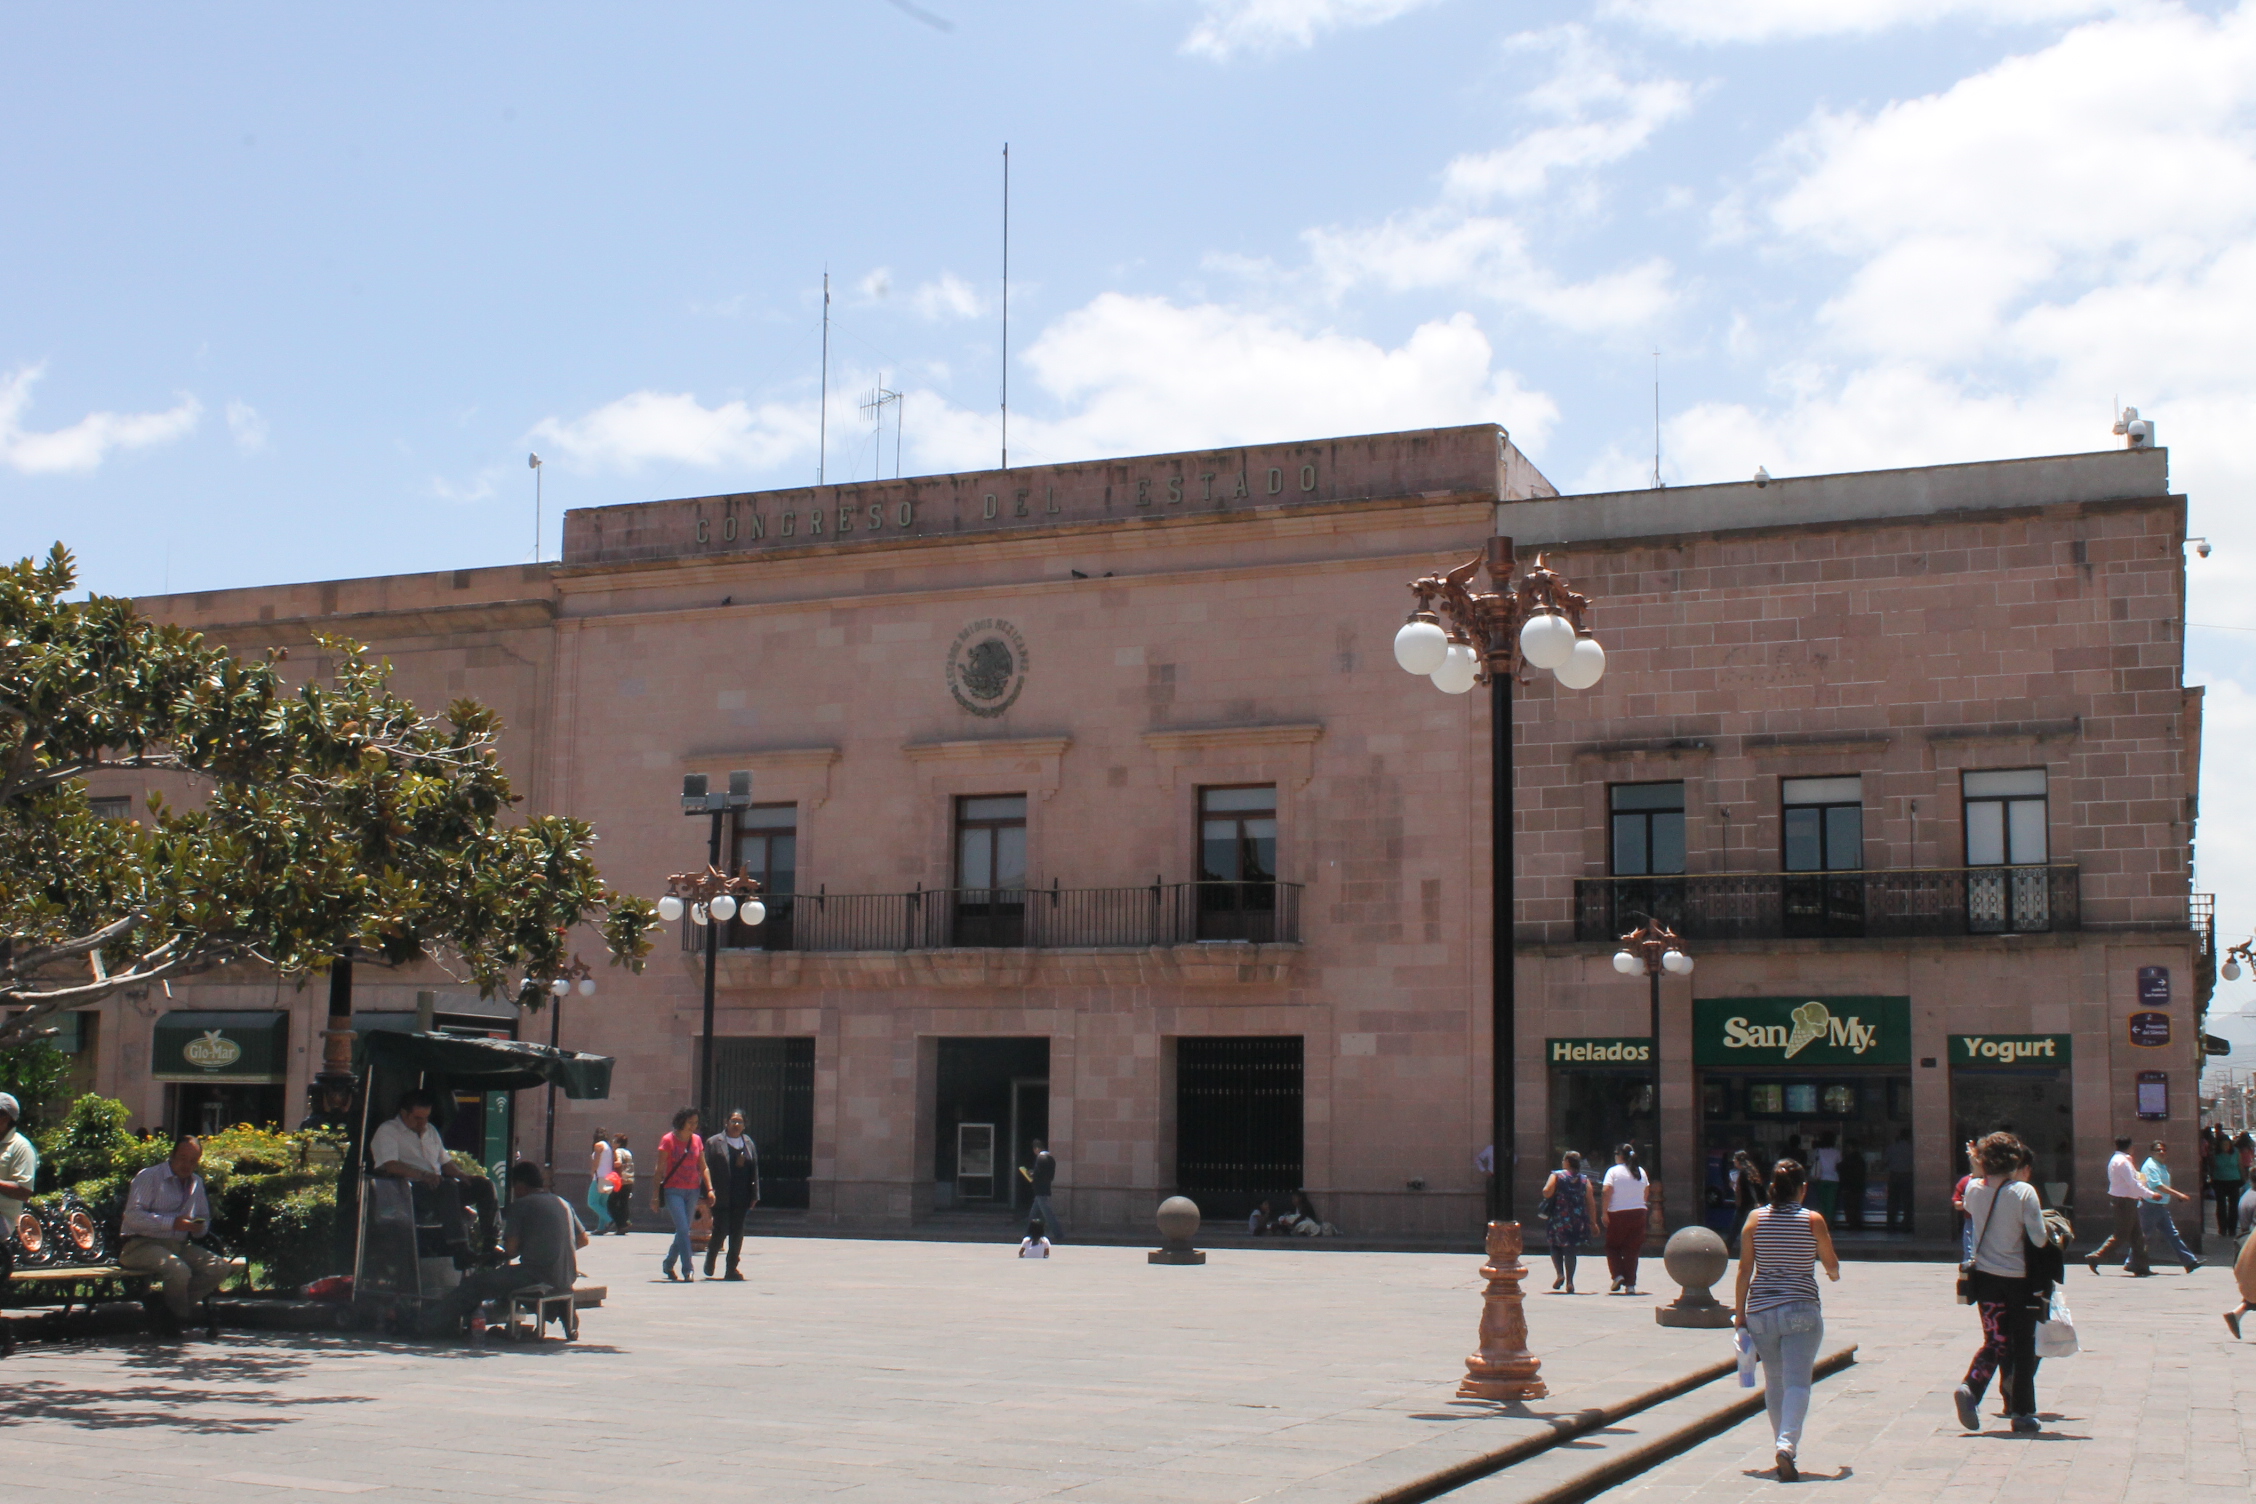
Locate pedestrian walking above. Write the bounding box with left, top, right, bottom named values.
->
left=2224, top=1210, right=2256, bottom=1338
left=1024, top=1139, right=1063, bottom=1241
left=2134, top=1139, right=2201, bottom=1273
left=652, top=1107, right=714, bottom=1282
left=1540, top=1151, right=1599, bottom=1293
left=1731, top=1150, right=1768, bottom=1246
left=1953, top=1142, right=1977, bottom=1262
left=2208, top=1127, right=2244, bottom=1241
left=1732, top=1157, right=1841, bottom=1483
left=1838, top=1143, right=1868, bottom=1231
left=1810, top=1134, right=1842, bottom=1225
left=1954, top=1133, right=2055, bottom=1436
left=585, top=1129, right=615, bottom=1233
left=608, top=1132, right=635, bottom=1233
left=1017, top=1218, right=1051, bottom=1258
left=2085, top=1135, right=2158, bottom=1276
left=1884, top=1129, right=1915, bottom=1231
left=702, top=1110, right=761, bottom=1280
left=1600, top=1143, right=1649, bottom=1295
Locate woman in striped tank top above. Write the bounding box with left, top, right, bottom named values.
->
left=1732, top=1159, right=1841, bottom=1482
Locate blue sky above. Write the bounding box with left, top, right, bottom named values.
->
left=6, top=0, right=2255, bottom=1037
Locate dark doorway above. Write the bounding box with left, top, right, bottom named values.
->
left=1175, top=1036, right=1303, bottom=1219
left=167, top=1082, right=285, bottom=1137
left=712, top=1037, right=817, bottom=1208
left=933, top=1037, right=1049, bottom=1211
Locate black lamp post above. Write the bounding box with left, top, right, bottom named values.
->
left=1612, top=914, right=1693, bottom=1215
left=655, top=771, right=765, bottom=1121
left=1392, top=537, right=1608, bottom=1222
left=540, top=955, right=596, bottom=1178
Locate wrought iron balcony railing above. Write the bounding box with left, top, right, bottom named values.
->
left=1573, top=865, right=2080, bottom=943
left=682, top=881, right=1302, bottom=953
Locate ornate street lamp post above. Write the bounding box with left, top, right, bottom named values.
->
left=1394, top=537, right=1606, bottom=1408
left=1613, top=915, right=1693, bottom=1219
left=540, top=955, right=598, bottom=1178
left=655, top=772, right=767, bottom=1123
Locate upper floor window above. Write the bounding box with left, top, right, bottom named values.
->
left=1964, top=769, right=2047, bottom=866
left=1199, top=785, right=1278, bottom=886
left=1610, top=782, right=1685, bottom=876
left=955, top=795, right=1028, bottom=893
left=89, top=796, right=130, bottom=821
left=734, top=804, right=798, bottom=895
left=1782, top=776, right=1863, bottom=872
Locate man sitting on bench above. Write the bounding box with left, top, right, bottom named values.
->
left=429, top=1161, right=584, bottom=1335
left=369, top=1089, right=499, bottom=1260
left=0, top=1092, right=38, bottom=1284
left=118, top=1135, right=233, bottom=1333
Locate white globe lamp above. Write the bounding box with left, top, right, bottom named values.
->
left=1393, top=617, right=1450, bottom=676
left=657, top=894, right=684, bottom=922
left=1554, top=635, right=1607, bottom=690
left=1662, top=949, right=1693, bottom=975
left=740, top=898, right=767, bottom=926
left=1519, top=611, right=1576, bottom=670
left=1612, top=950, right=1641, bottom=975
left=1430, top=642, right=1479, bottom=695
left=709, top=893, right=738, bottom=922
left=690, top=902, right=709, bottom=926
left=577, top=976, right=596, bottom=996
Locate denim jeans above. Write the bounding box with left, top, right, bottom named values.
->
left=2138, top=1200, right=2197, bottom=1267
left=1746, top=1300, right=1824, bottom=1457
left=662, top=1187, right=699, bottom=1274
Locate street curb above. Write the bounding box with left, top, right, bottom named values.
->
left=1357, top=1344, right=1859, bottom=1504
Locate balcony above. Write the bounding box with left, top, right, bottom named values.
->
left=683, top=881, right=1303, bottom=954
left=1573, top=865, right=2080, bottom=943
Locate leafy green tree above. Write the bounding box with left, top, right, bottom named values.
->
left=0, top=544, right=655, bottom=1050
left=0, top=1033, right=70, bottom=1126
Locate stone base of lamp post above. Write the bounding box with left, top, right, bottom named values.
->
left=1655, top=1225, right=1735, bottom=1328
left=1456, top=1221, right=1548, bottom=1402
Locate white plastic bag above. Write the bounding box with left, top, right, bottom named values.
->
left=2035, top=1291, right=2079, bottom=1358
left=1735, top=1326, right=1758, bottom=1387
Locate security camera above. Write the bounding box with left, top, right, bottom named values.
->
left=2189, top=537, right=2213, bottom=559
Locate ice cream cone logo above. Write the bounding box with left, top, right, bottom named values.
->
left=1783, top=1002, right=1830, bottom=1059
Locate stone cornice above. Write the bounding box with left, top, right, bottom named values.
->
left=1141, top=724, right=1323, bottom=753
left=902, top=736, right=1074, bottom=761
left=185, top=599, right=557, bottom=651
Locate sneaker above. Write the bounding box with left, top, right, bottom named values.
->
left=2226, top=1309, right=2244, bottom=1339
left=2010, top=1417, right=2041, bottom=1435
left=1611, top=1277, right=1622, bottom=1293
left=723, top=1270, right=746, bottom=1281
left=1775, top=1451, right=1798, bottom=1482
left=1953, top=1384, right=1980, bottom=1432
left=2184, top=1261, right=2202, bottom=1274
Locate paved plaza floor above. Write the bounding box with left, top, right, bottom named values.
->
left=1, top=1232, right=2251, bottom=1503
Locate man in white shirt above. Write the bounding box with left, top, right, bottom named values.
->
left=2086, top=1135, right=2158, bottom=1276
left=0, top=1092, right=39, bottom=1283
left=370, top=1089, right=497, bottom=1254
left=117, top=1136, right=234, bottom=1327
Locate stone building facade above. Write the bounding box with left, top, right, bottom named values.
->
left=76, top=424, right=2210, bottom=1244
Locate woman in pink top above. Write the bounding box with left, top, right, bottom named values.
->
left=653, top=1106, right=715, bottom=1282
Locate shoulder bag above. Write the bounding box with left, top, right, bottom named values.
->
left=1956, top=1191, right=1997, bottom=1305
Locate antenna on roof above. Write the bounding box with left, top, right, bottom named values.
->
left=1001, top=142, right=1010, bottom=472
left=820, top=269, right=831, bottom=486
left=861, top=375, right=902, bottom=481
left=1652, top=351, right=1664, bottom=490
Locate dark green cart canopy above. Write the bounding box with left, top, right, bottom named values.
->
left=362, top=1029, right=613, bottom=1098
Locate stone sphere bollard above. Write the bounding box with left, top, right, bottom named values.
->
left=1655, top=1225, right=1734, bottom=1328
left=1149, top=1195, right=1206, bottom=1265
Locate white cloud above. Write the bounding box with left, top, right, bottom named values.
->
left=0, top=365, right=201, bottom=475
left=857, top=267, right=893, bottom=302
left=1605, top=0, right=2112, bottom=44
left=1182, top=0, right=1443, bottom=58
left=225, top=399, right=269, bottom=454
left=529, top=390, right=820, bottom=473
left=1443, top=28, right=1695, bottom=201
left=910, top=293, right=1556, bottom=469
left=912, top=273, right=986, bottom=321
left=1307, top=213, right=1677, bottom=334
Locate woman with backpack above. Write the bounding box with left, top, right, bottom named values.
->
left=1732, top=1157, right=1841, bottom=1482
left=1954, top=1132, right=2054, bottom=1436
left=1600, top=1144, right=1650, bottom=1295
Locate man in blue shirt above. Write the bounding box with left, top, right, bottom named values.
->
left=118, top=1136, right=235, bottom=1329
left=2135, top=1140, right=2201, bottom=1275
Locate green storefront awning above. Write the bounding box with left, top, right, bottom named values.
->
left=153, top=1011, right=289, bottom=1083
